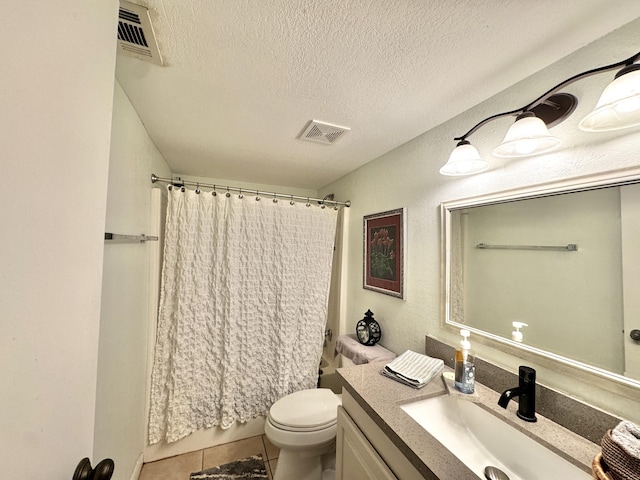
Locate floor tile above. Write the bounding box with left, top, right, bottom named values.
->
left=264, top=459, right=273, bottom=480
left=139, top=450, right=202, bottom=480
left=261, top=434, right=280, bottom=460
left=269, top=458, right=278, bottom=479
left=202, top=435, right=267, bottom=470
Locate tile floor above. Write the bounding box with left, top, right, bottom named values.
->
left=138, top=434, right=280, bottom=480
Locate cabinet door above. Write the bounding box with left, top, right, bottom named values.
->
left=336, top=406, right=398, bottom=480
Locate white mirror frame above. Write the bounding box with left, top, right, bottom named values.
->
left=441, top=166, right=640, bottom=390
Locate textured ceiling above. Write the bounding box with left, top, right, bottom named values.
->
left=116, top=0, right=640, bottom=189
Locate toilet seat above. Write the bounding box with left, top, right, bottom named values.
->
left=268, top=388, right=341, bottom=432
left=268, top=416, right=336, bottom=432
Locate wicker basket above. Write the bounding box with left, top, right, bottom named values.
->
left=592, top=452, right=614, bottom=480
left=599, top=429, right=640, bottom=480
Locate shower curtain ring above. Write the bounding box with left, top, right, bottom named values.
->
left=226, top=187, right=230, bottom=198
left=306, top=198, right=311, bottom=207
left=290, top=195, right=295, bottom=206
left=273, top=192, right=278, bottom=203
left=212, top=185, right=217, bottom=196
left=255, top=189, right=260, bottom=201
left=195, top=183, right=201, bottom=194
left=238, top=188, right=244, bottom=199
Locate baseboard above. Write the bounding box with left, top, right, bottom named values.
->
left=129, top=453, right=144, bottom=480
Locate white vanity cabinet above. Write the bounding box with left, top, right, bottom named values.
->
left=336, top=390, right=425, bottom=480
left=336, top=407, right=397, bottom=479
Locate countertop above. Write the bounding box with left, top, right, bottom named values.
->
left=337, top=361, right=600, bottom=480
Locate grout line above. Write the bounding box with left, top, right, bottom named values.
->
left=260, top=435, right=268, bottom=460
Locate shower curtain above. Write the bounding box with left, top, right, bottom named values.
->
left=148, top=187, right=339, bottom=444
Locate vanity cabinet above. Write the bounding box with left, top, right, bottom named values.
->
left=336, top=407, right=397, bottom=480
left=336, top=390, right=426, bottom=480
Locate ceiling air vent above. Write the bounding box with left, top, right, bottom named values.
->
left=300, top=120, right=350, bottom=145
left=117, top=0, right=163, bottom=65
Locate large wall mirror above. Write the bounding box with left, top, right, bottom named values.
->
left=441, top=168, right=640, bottom=388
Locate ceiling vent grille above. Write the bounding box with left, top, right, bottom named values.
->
left=117, top=1, right=163, bottom=65
left=300, top=120, right=350, bottom=145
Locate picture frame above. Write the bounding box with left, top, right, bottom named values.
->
left=363, top=208, right=405, bottom=298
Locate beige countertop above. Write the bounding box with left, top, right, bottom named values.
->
left=337, top=361, right=600, bottom=480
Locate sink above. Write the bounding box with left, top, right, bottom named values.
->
left=400, top=394, right=590, bottom=479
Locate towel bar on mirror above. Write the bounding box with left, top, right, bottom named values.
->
left=476, top=243, right=578, bottom=252
left=104, top=233, right=158, bottom=243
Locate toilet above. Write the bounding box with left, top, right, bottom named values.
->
left=264, top=388, right=342, bottom=480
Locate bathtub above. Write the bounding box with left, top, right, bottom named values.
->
left=318, top=355, right=342, bottom=394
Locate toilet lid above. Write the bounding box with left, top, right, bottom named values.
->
left=269, top=388, right=341, bottom=430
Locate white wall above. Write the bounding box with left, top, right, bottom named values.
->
left=321, top=18, right=640, bottom=422
left=94, top=81, right=172, bottom=480
left=0, top=2, right=118, bottom=478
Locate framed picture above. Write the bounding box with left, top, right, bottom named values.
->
left=363, top=208, right=405, bottom=298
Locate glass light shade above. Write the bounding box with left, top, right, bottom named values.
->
left=492, top=115, right=561, bottom=158
left=579, top=67, right=640, bottom=132
left=440, top=142, right=489, bottom=176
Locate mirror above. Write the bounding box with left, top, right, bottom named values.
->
left=441, top=168, right=640, bottom=387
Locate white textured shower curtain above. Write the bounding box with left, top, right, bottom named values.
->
left=149, top=187, right=338, bottom=444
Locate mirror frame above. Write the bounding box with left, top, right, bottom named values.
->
left=441, top=166, right=640, bottom=390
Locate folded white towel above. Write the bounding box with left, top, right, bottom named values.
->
left=334, top=334, right=397, bottom=365
left=612, top=420, right=640, bottom=460
left=382, top=350, right=444, bottom=389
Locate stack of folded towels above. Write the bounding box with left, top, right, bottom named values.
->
left=600, top=420, right=640, bottom=480
left=381, top=350, right=444, bottom=389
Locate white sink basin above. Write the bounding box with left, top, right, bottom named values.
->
left=401, top=395, right=590, bottom=479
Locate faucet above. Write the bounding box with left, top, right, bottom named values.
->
left=498, top=366, right=537, bottom=422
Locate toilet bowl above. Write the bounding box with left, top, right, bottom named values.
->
left=264, top=388, right=342, bottom=480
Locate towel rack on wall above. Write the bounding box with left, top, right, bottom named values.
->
left=104, top=233, right=158, bottom=243
left=476, top=243, right=578, bottom=252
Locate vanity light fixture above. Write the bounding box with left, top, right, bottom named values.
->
left=440, top=50, right=640, bottom=176
left=439, top=140, right=489, bottom=176
left=579, top=64, right=640, bottom=132
left=492, top=112, right=561, bottom=158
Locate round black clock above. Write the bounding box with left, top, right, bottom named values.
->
left=356, top=309, right=381, bottom=346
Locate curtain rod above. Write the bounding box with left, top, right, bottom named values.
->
left=150, top=174, right=351, bottom=208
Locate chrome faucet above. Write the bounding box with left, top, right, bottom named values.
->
left=498, top=366, right=537, bottom=422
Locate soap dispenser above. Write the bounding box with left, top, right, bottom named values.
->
left=454, top=329, right=475, bottom=394
left=512, top=322, right=528, bottom=343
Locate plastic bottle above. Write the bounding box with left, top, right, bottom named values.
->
left=512, top=322, right=528, bottom=342
left=454, top=329, right=475, bottom=394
